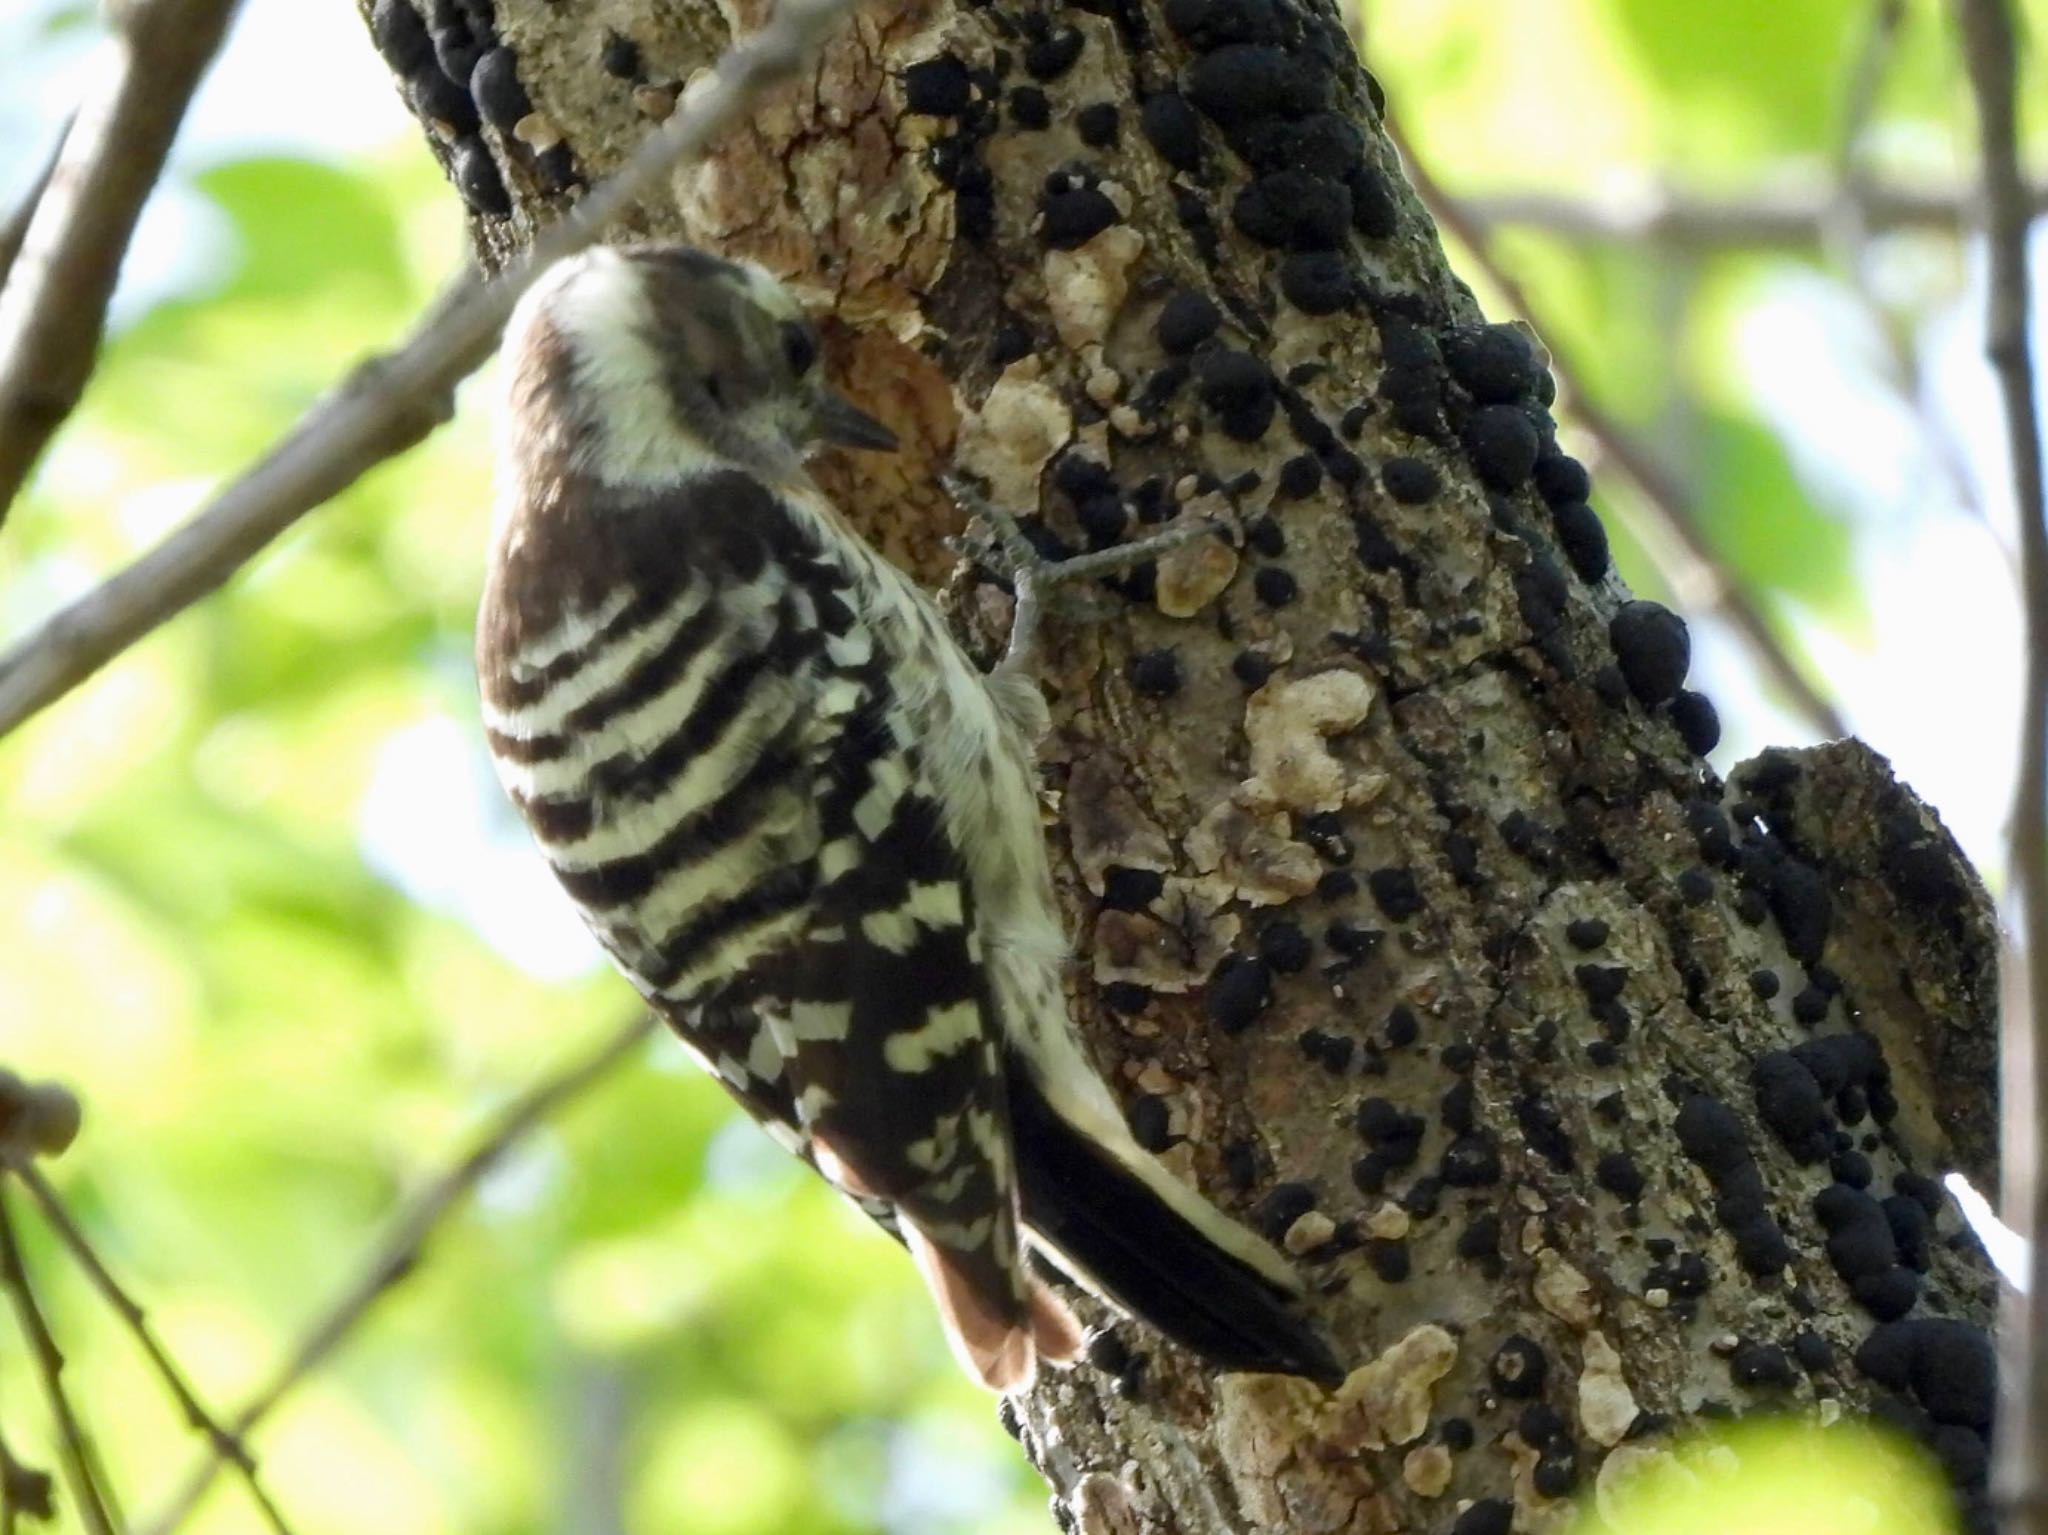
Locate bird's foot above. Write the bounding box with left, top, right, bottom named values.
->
left=943, top=475, right=1219, bottom=677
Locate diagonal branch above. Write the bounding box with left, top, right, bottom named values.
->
left=0, top=0, right=862, bottom=742
left=0, top=1408, right=57, bottom=1533
left=0, top=119, right=71, bottom=298
left=1394, top=126, right=1849, bottom=740
left=0, top=1186, right=116, bottom=1535
left=1458, top=180, right=2048, bottom=249
left=138, top=1015, right=659, bottom=1535
left=1952, top=3, right=2048, bottom=1532
left=3, top=1159, right=295, bottom=1535
left=0, top=0, right=245, bottom=524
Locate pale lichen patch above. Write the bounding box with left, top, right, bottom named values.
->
left=1328, top=1324, right=1459, bottom=1452
left=1403, top=1443, right=1453, bottom=1499
left=1533, top=1249, right=1598, bottom=1330
left=1091, top=881, right=1239, bottom=992
left=1186, top=800, right=1323, bottom=906
left=1045, top=224, right=1145, bottom=351
left=955, top=359, right=1073, bottom=510
left=1065, top=755, right=1175, bottom=893
left=1069, top=1471, right=1141, bottom=1535
left=1156, top=536, right=1239, bottom=618
left=1578, top=1329, right=1639, bottom=1448
left=1238, top=671, right=1382, bottom=815
left=1285, top=1210, right=1337, bottom=1254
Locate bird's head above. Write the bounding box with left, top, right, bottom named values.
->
left=502, top=243, right=896, bottom=487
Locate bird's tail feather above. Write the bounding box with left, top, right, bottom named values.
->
left=1008, top=1065, right=1346, bottom=1388
left=903, top=1225, right=1083, bottom=1393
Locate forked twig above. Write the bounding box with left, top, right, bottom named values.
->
left=138, top=1015, right=658, bottom=1535
left=4, top=1159, right=294, bottom=1535
left=0, top=1186, right=116, bottom=1535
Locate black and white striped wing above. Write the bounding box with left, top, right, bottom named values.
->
left=480, top=470, right=1029, bottom=1370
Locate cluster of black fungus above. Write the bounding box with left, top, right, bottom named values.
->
left=1608, top=601, right=1691, bottom=705
left=1040, top=164, right=1121, bottom=249
left=1258, top=920, right=1311, bottom=972
left=1594, top=1150, right=1645, bottom=1202
left=1155, top=0, right=1389, bottom=312
left=1076, top=101, right=1120, bottom=147
left=1488, top=1334, right=1548, bottom=1397
left=1673, top=1094, right=1793, bottom=1276
left=370, top=0, right=578, bottom=214
left=1453, top=1500, right=1513, bottom=1535
left=1100, top=864, right=1165, bottom=911
left=1669, top=689, right=1720, bottom=755
left=1354, top=1096, right=1424, bottom=1192
left=1195, top=349, right=1278, bottom=440
left=1299, top=1027, right=1354, bottom=1073
left=1515, top=1090, right=1573, bottom=1171
left=1517, top=1404, right=1579, bottom=1497
left=1815, top=1181, right=1920, bottom=1320
left=1374, top=314, right=1447, bottom=438
left=1255, top=1180, right=1317, bottom=1240
left=1127, top=647, right=1184, bottom=697
left=1444, top=324, right=1540, bottom=403
left=1856, top=1318, right=1995, bottom=1496
left=1325, top=919, right=1381, bottom=959
left=1729, top=1340, right=1798, bottom=1391
left=1381, top=455, right=1439, bottom=504
left=1461, top=404, right=1541, bottom=491
left=1127, top=1092, right=1173, bottom=1151
left=1207, top=952, right=1273, bottom=1033
left=903, top=50, right=1003, bottom=240
left=1439, top=1077, right=1502, bottom=1187
left=902, top=55, right=972, bottom=115
left=1051, top=453, right=1132, bottom=551
left=1565, top=916, right=1610, bottom=950
left=1084, top=1325, right=1151, bottom=1400
left=1021, top=16, right=1085, bottom=80
left=1644, top=1238, right=1712, bottom=1306
left=1140, top=90, right=1206, bottom=172
left=1156, top=287, right=1223, bottom=354
left=1367, top=865, right=1423, bottom=921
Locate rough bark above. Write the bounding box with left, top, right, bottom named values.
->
left=358, top=1, right=2007, bottom=1530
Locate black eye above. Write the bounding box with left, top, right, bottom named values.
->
left=781, top=322, right=817, bottom=374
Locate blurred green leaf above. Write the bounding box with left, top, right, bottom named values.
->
left=1696, top=410, right=1863, bottom=625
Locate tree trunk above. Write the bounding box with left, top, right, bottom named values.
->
left=359, top=0, right=2007, bottom=1529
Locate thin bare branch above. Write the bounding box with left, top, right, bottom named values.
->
left=139, top=1015, right=659, bottom=1535
left=1952, top=2, right=2048, bottom=1531
left=1459, top=179, right=2048, bottom=249
left=1823, top=0, right=1904, bottom=273
left=0, top=1410, right=56, bottom=1533
left=0, top=119, right=71, bottom=297
left=0, top=0, right=244, bottom=524
left=3, top=1160, right=294, bottom=1535
left=0, top=1187, right=116, bottom=1535
left=0, top=0, right=863, bottom=742
left=1393, top=125, right=1850, bottom=740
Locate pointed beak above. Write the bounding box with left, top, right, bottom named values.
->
left=814, top=390, right=898, bottom=453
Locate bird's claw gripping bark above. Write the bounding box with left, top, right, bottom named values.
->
left=941, top=474, right=1219, bottom=677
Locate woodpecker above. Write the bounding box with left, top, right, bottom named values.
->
left=478, top=243, right=1342, bottom=1392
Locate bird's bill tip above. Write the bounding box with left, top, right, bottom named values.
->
left=815, top=391, right=898, bottom=452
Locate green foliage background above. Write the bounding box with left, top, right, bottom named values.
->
left=0, top=1, right=2040, bottom=1531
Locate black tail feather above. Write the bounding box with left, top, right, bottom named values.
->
left=1009, top=1067, right=1346, bottom=1388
